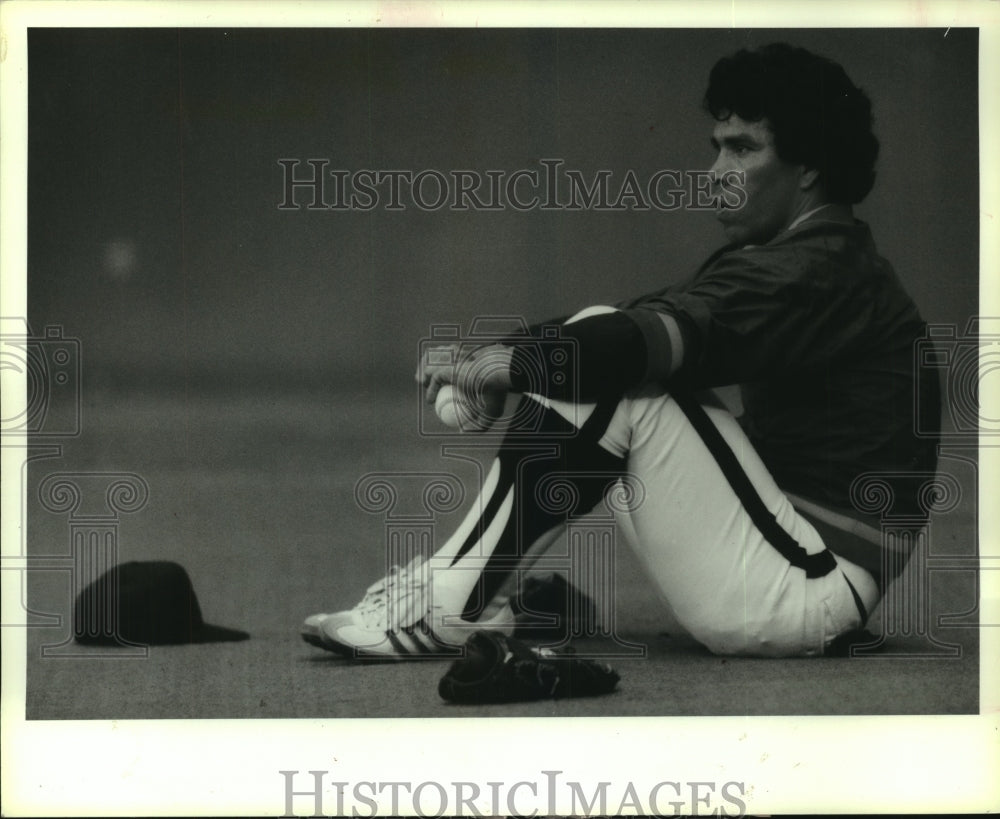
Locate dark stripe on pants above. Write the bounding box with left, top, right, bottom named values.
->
left=670, top=389, right=838, bottom=579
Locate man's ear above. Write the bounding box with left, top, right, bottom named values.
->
left=799, top=167, right=821, bottom=190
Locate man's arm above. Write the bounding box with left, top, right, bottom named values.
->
left=505, top=307, right=689, bottom=402
left=417, top=307, right=691, bottom=427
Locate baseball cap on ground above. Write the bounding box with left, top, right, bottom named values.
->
left=74, top=560, right=250, bottom=645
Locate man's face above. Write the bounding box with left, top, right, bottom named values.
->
left=710, top=115, right=806, bottom=246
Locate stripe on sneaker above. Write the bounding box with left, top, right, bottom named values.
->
left=402, top=625, right=434, bottom=654
left=384, top=629, right=412, bottom=656
left=425, top=620, right=468, bottom=652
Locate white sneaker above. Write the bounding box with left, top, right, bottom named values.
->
left=299, top=561, right=420, bottom=648
left=301, top=557, right=514, bottom=660
left=300, top=612, right=335, bottom=648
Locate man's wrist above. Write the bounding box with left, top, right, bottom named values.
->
left=484, top=344, right=514, bottom=392
left=458, top=344, right=513, bottom=394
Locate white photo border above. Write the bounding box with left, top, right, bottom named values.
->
left=2, top=1, right=998, bottom=816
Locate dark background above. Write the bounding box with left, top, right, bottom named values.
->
left=29, top=28, right=978, bottom=390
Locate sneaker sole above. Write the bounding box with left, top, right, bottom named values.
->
left=301, top=631, right=328, bottom=649
left=301, top=612, right=334, bottom=649
left=319, top=618, right=467, bottom=662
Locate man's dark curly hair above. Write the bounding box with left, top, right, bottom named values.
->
left=704, top=43, right=879, bottom=205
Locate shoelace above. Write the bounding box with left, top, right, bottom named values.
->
left=355, top=557, right=429, bottom=630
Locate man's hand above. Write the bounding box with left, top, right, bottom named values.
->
left=416, top=343, right=513, bottom=431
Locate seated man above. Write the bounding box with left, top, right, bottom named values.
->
left=303, top=42, right=940, bottom=659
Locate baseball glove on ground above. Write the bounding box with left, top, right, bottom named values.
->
left=438, top=629, right=620, bottom=704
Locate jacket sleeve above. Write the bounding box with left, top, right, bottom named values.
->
left=503, top=306, right=688, bottom=402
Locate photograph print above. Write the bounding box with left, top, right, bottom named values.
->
left=15, top=25, right=985, bottom=726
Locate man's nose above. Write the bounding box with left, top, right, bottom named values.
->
left=707, top=156, right=726, bottom=191
left=708, top=150, right=730, bottom=179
